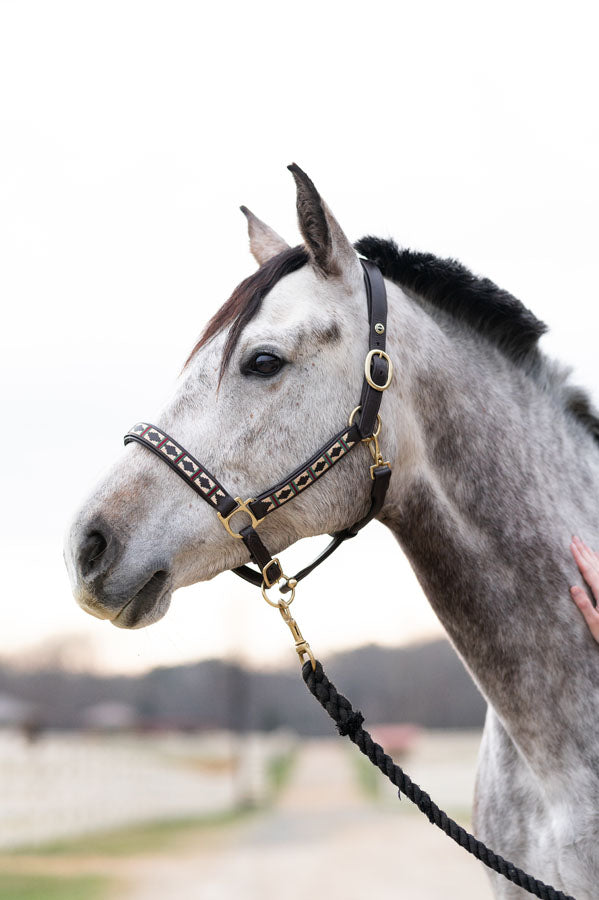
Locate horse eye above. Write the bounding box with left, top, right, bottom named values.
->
left=244, top=352, right=284, bottom=377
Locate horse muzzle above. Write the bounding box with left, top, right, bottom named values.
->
left=65, top=515, right=173, bottom=629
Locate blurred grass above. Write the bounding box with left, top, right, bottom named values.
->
left=0, top=873, right=108, bottom=899
left=350, top=747, right=381, bottom=799
left=5, top=808, right=251, bottom=858
left=266, top=750, right=296, bottom=796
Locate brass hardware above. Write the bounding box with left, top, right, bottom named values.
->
left=262, top=575, right=296, bottom=607
left=369, top=458, right=391, bottom=478
left=278, top=600, right=316, bottom=670
left=260, top=576, right=315, bottom=670
left=262, top=558, right=283, bottom=588
left=348, top=405, right=382, bottom=438
left=364, top=349, right=393, bottom=391
left=348, top=407, right=391, bottom=477
left=217, top=497, right=264, bottom=539
left=374, top=323, right=385, bottom=334
left=365, top=427, right=391, bottom=478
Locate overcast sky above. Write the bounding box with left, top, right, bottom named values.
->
left=1, top=1, right=598, bottom=673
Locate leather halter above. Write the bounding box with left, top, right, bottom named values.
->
left=124, top=259, right=393, bottom=599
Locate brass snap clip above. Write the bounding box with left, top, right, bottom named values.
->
left=261, top=576, right=315, bottom=671
left=365, top=430, right=391, bottom=479
left=348, top=407, right=391, bottom=479
left=278, top=600, right=316, bottom=671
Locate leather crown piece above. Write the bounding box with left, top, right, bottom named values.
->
left=124, top=259, right=393, bottom=592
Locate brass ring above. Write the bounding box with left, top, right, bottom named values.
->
left=348, top=406, right=382, bottom=439
left=261, top=577, right=296, bottom=608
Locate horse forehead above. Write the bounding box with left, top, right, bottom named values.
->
left=249, top=266, right=354, bottom=333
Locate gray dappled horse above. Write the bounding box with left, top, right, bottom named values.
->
left=65, top=165, right=599, bottom=897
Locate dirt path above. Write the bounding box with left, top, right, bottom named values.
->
left=114, top=739, right=493, bottom=900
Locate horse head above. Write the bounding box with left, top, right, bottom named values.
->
left=64, top=166, right=394, bottom=628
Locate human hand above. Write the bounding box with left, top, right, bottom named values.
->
left=570, top=535, right=599, bottom=642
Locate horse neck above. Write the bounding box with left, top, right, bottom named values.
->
left=380, top=282, right=599, bottom=781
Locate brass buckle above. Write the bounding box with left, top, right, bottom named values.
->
left=262, top=558, right=283, bottom=589
left=364, top=349, right=393, bottom=391
left=217, top=497, right=264, bottom=539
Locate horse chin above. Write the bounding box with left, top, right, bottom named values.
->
left=74, top=570, right=173, bottom=630
left=111, top=571, right=173, bottom=630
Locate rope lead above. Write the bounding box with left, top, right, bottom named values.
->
left=302, top=659, right=575, bottom=900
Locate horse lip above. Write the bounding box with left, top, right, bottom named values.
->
left=112, top=570, right=172, bottom=628
left=77, top=598, right=113, bottom=621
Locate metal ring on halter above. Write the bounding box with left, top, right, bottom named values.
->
left=261, top=577, right=297, bottom=608
left=348, top=405, right=382, bottom=439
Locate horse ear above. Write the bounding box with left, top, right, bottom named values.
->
left=287, top=163, right=360, bottom=280
left=240, top=206, right=290, bottom=266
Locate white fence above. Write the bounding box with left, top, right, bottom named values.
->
left=0, top=729, right=294, bottom=849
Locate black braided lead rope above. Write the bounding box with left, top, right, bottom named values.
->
left=302, top=660, right=576, bottom=900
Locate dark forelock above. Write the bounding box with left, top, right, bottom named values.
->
left=185, top=246, right=308, bottom=377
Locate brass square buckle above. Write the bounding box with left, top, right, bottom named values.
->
left=262, top=558, right=282, bottom=588
left=217, top=497, right=264, bottom=539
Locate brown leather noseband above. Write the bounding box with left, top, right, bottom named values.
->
left=124, top=259, right=393, bottom=611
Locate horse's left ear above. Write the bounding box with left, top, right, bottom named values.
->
left=240, top=206, right=290, bottom=266
left=288, top=163, right=361, bottom=282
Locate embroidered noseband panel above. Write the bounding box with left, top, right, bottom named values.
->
left=125, top=423, right=228, bottom=509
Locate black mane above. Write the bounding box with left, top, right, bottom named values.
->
left=355, top=235, right=547, bottom=366
left=187, top=232, right=599, bottom=445
left=356, top=235, right=599, bottom=445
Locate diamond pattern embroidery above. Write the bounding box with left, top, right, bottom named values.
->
left=126, top=419, right=359, bottom=524
left=160, top=440, right=182, bottom=460
left=274, top=483, right=298, bottom=506
left=193, top=471, right=216, bottom=495
left=145, top=429, right=165, bottom=446
left=256, top=431, right=356, bottom=513
left=312, top=456, right=330, bottom=476
left=293, top=470, right=314, bottom=491
left=328, top=442, right=344, bottom=460
left=178, top=456, right=199, bottom=478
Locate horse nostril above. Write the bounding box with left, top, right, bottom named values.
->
left=79, top=528, right=113, bottom=579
